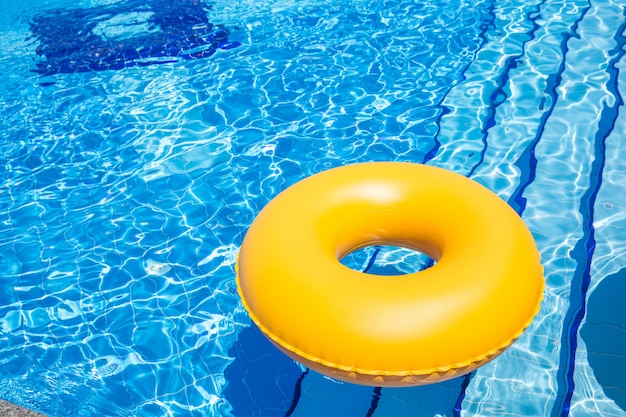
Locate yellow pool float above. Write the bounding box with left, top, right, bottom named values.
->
left=236, top=162, right=544, bottom=387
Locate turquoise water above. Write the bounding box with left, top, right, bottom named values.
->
left=0, top=0, right=625, bottom=416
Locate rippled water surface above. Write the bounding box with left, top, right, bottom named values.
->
left=1, top=0, right=625, bottom=415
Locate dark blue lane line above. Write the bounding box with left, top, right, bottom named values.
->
left=425, top=2, right=545, bottom=413
left=282, top=248, right=383, bottom=417
left=423, top=0, right=497, bottom=164
left=363, top=248, right=382, bottom=274
left=285, top=369, right=310, bottom=417
left=502, top=2, right=594, bottom=415
left=509, top=0, right=591, bottom=216
left=467, top=5, right=542, bottom=178
left=359, top=250, right=384, bottom=416
left=550, top=8, right=626, bottom=417
left=364, top=387, right=382, bottom=417
left=452, top=373, right=473, bottom=417
left=366, top=2, right=498, bottom=414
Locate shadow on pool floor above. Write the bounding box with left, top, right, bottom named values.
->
left=581, top=266, right=626, bottom=412
left=29, top=0, right=240, bottom=75
left=224, top=324, right=468, bottom=417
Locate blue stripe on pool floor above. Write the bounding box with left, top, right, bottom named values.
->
left=550, top=5, right=625, bottom=415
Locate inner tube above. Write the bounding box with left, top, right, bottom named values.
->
left=236, top=162, right=544, bottom=387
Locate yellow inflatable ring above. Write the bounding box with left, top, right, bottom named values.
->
left=236, top=162, right=544, bottom=387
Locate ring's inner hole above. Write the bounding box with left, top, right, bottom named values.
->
left=340, top=245, right=435, bottom=276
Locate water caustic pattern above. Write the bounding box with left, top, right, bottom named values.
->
left=0, top=0, right=625, bottom=415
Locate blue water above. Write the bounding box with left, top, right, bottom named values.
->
left=0, top=0, right=625, bottom=416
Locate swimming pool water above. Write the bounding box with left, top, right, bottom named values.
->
left=0, top=0, right=625, bottom=416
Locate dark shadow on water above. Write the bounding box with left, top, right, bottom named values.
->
left=224, top=324, right=468, bottom=417
left=28, top=0, right=240, bottom=75
left=224, top=324, right=303, bottom=417
left=580, top=266, right=626, bottom=411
